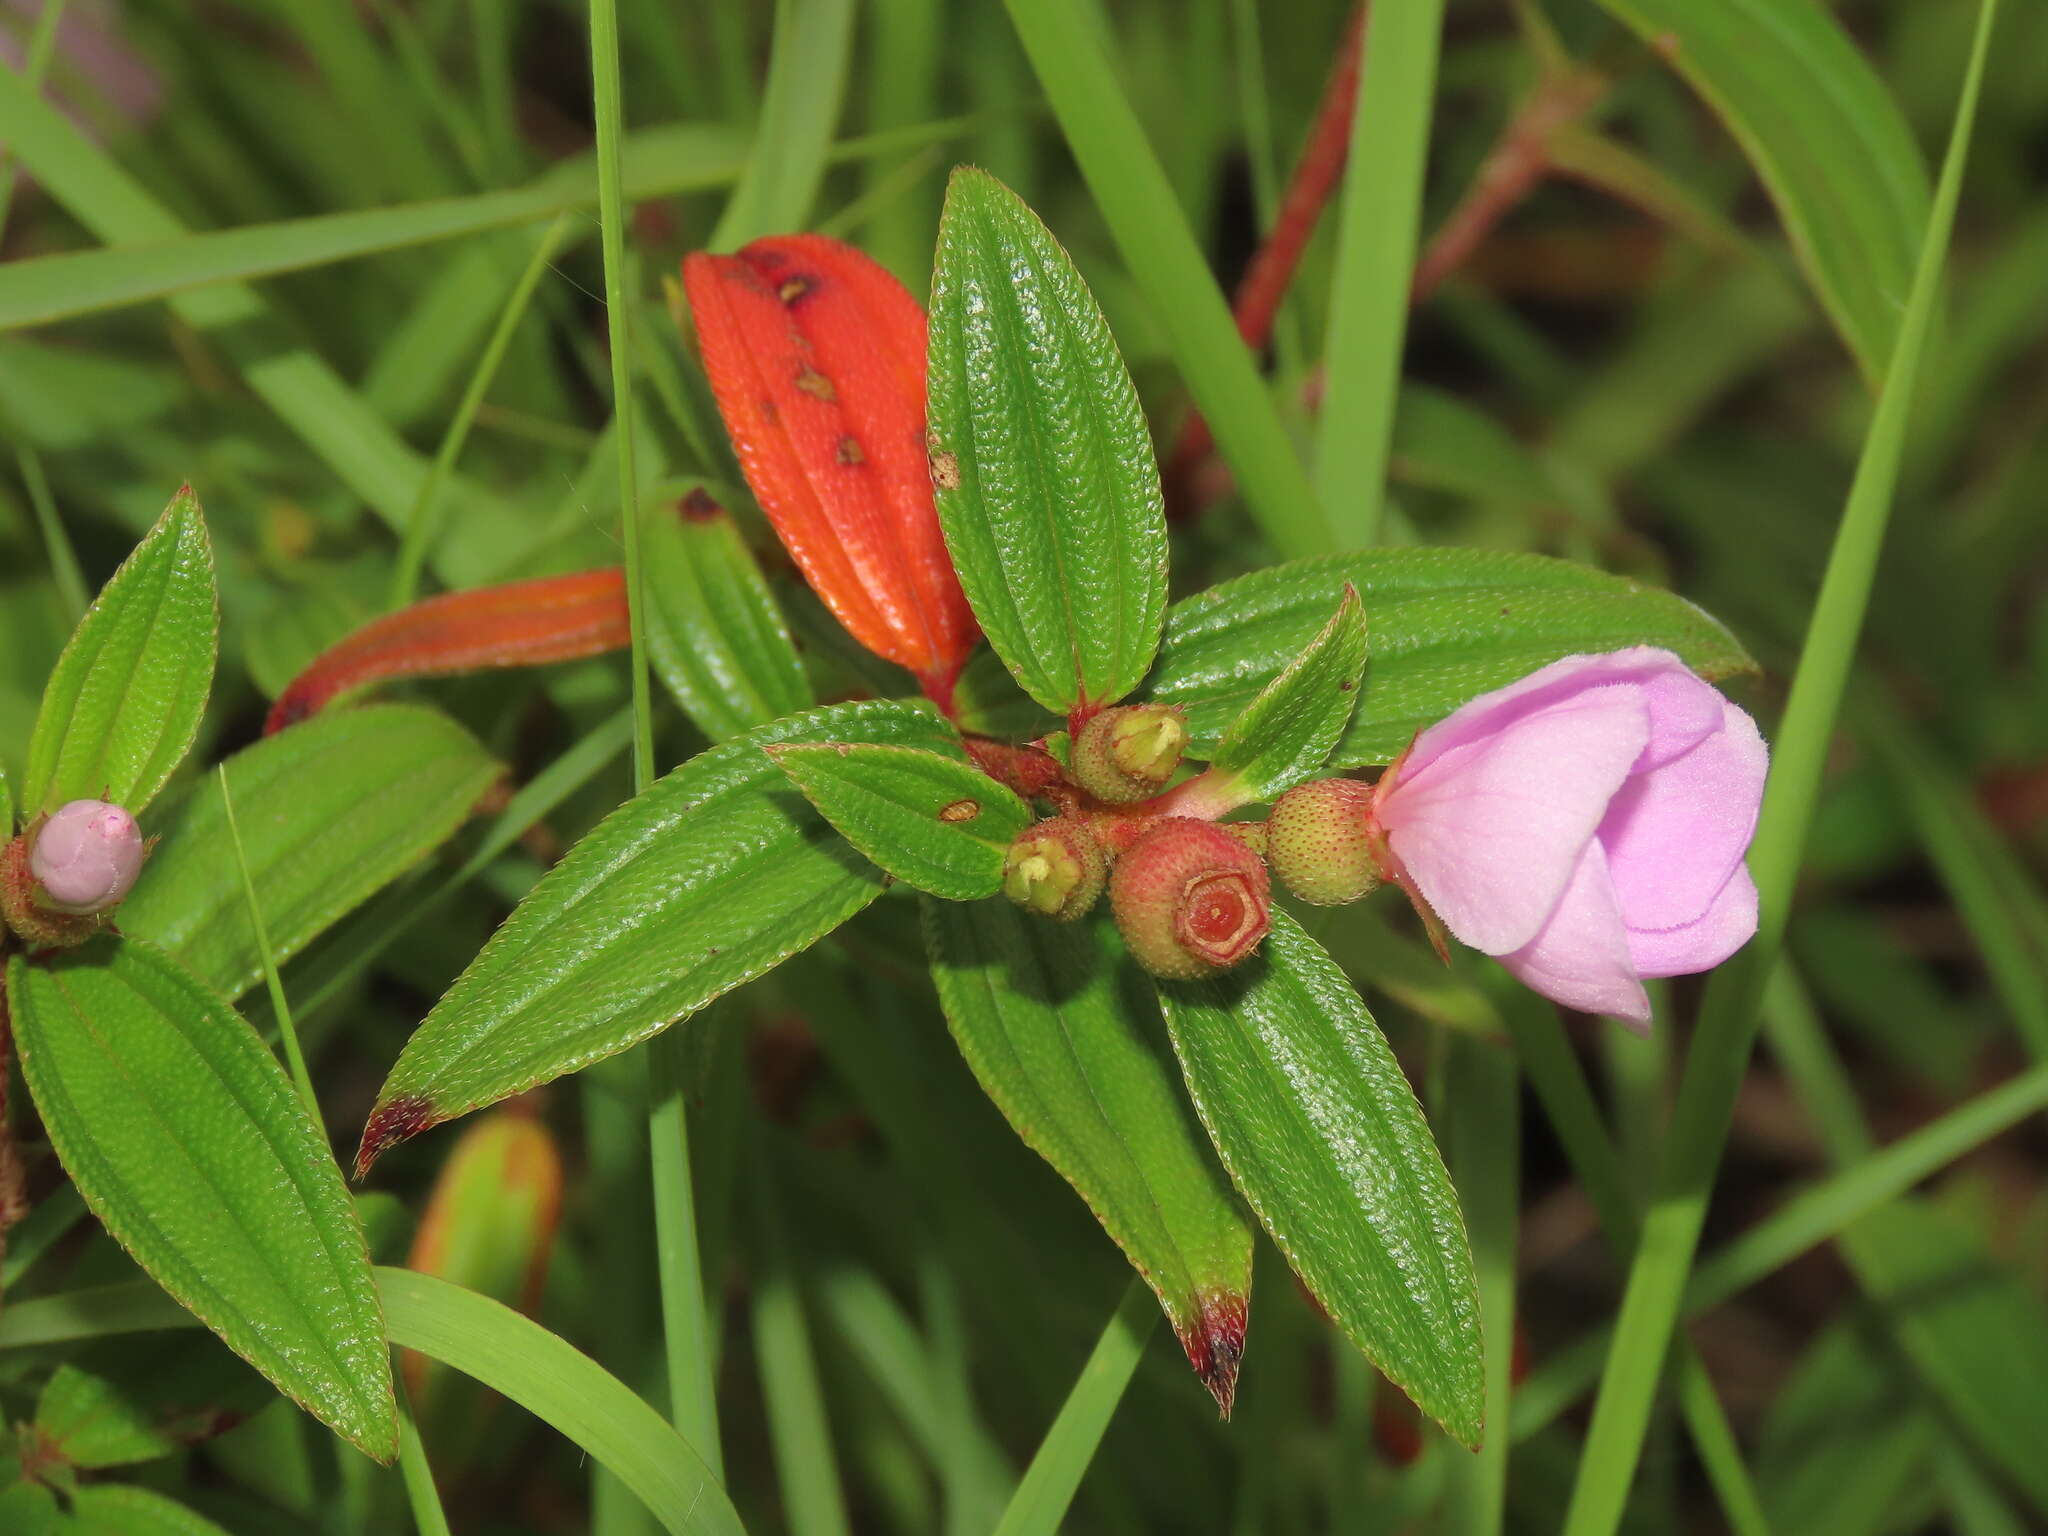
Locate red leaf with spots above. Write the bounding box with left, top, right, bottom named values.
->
left=682, top=235, right=978, bottom=712
left=266, top=569, right=630, bottom=734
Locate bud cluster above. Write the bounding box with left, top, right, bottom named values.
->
left=994, top=702, right=1389, bottom=980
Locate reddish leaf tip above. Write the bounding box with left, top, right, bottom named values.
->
left=1178, top=1289, right=1249, bottom=1418
left=355, top=1094, right=438, bottom=1180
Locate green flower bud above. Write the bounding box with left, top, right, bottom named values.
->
left=1073, top=704, right=1189, bottom=804
left=1003, top=816, right=1108, bottom=921
left=1267, top=778, right=1381, bottom=905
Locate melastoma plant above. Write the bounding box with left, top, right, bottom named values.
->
left=260, top=168, right=1768, bottom=1443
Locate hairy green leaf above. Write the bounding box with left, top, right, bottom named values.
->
left=926, top=900, right=1254, bottom=1413
left=645, top=492, right=812, bottom=742
left=359, top=700, right=959, bottom=1170
left=1591, top=0, right=1929, bottom=382
left=1209, top=586, right=1366, bottom=802
left=774, top=744, right=1028, bottom=901
left=23, top=486, right=217, bottom=816
left=928, top=168, right=1169, bottom=714
left=34, top=1365, right=178, bottom=1469
left=7, top=939, right=397, bottom=1460
left=1149, top=548, right=1752, bottom=766
left=119, top=706, right=500, bottom=1003
left=1156, top=913, right=1483, bottom=1445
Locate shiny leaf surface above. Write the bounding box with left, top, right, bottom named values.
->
left=24, top=486, right=216, bottom=816
left=1208, top=585, right=1367, bottom=802
left=1156, top=913, right=1483, bottom=1445
left=8, top=939, right=397, bottom=1460
left=927, top=168, right=1170, bottom=715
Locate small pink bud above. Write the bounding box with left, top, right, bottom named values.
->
left=1267, top=778, right=1381, bottom=906
left=1073, top=704, right=1189, bottom=804
left=30, top=800, right=145, bottom=914
left=1003, top=816, right=1108, bottom=921
left=1111, top=818, right=1271, bottom=980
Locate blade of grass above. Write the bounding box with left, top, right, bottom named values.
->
left=17, top=443, right=88, bottom=623
left=752, top=1160, right=852, bottom=1536
left=1441, top=1036, right=1518, bottom=1535
left=1560, top=9, right=1999, bottom=1529
left=217, top=767, right=319, bottom=1123
left=708, top=0, right=856, bottom=251
left=991, top=1276, right=1157, bottom=1536
left=1000, top=0, right=1335, bottom=559
left=0, top=0, right=66, bottom=242
left=388, top=213, right=571, bottom=608
left=394, top=1373, right=455, bottom=1536
left=1313, top=0, right=1446, bottom=545
left=589, top=0, right=720, bottom=1486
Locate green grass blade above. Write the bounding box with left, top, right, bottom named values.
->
left=1561, top=10, right=2000, bottom=1525
left=999, top=0, right=1333, bottom=558
left=1312, top=0, right=1445, bottom=545
left=709, top=0, right=856, bottom=250
left=0, top=0, right=66, bottom=242
left=752, top=1172, right=852, bottom=1536
left=17, top=443, right=88, bottom=623
left=216, top=767, right=318, bottom=1123
left=388, top=214, right=571, bottom=608
left=991, top=1277, right=1157, bottom=1536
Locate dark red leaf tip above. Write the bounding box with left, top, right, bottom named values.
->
left=679, top=488, right=725, bottom=523
left=355, top=1094, right=438, bottom=1181
left=1179, top=1289, right=1249, bottom=1419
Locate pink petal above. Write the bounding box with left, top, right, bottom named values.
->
left=1404, top=647, right=1690, bottom=767
left=1628, top=861, right=1758, bottom=979
left=1499, top=841, right=1651, bottom=1028
left=1600, top=699, right=1768, bottom=930
left=1381, top=685, right=1649, bottom=954
left=1636, top=667, right=1726, bottom=769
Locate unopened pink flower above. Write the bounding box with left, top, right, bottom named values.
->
left=30, top=798, right=144, bottom=914
left=1372, top=648, right=1766, bottom=1028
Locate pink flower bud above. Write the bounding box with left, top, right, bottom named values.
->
left=29, top=799, right=145, bottom=914
left=1372, top=648, right=1766, bottom=1028
left=1111, top=818, right=1272, bottom=980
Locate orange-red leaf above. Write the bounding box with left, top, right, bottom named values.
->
left=682, top=234, right=978, bottom=710
left=265, top=569, right=630, bottom=734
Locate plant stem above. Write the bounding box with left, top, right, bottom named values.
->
left=394, top=1371, right=454, bottom=1536
left=1559, top=9, right=2000, bottom=1528
left=590, top=0, right=722, bottom=1481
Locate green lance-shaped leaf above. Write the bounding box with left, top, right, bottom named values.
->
left=22, top=485, right=217, bottom=816
left=33, top=1365, right=180, bottom=1470
left=1208, top=585, right=1367, bottom=803
left=924, top=899, right=1255, bottom=1414
left=645, top=488, right=813, bottom=742
left=118, top=706, right=501, bottom=1003
left=1149, top=547, right=1753, bottom=767
left=1590, top=0, right=1928, bottom=383
left=359, top=699, right=960, bottom=1173
left=772, top=743, right=1030, bottom=901
left=1155, top=912, right=1483, bottom=1446
left=58, top=1486, right=234, bottom=1536
left=927, top=167, right=1169, bottom=715
left=7, top=939, right=398, bottom=1461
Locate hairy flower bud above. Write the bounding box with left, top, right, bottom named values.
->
left=1073, top=704, right=1189, bottom=804
left=1003, top=816, right=1108, bottom=921
left=1267, top=778, right=1381, bottom=905
left=1111, top=818, right=1271, bottom=980
left=30, top=800, right=145, bottom=914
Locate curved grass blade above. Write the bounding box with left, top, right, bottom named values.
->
left=7, top=940, right=397, bottom=1460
